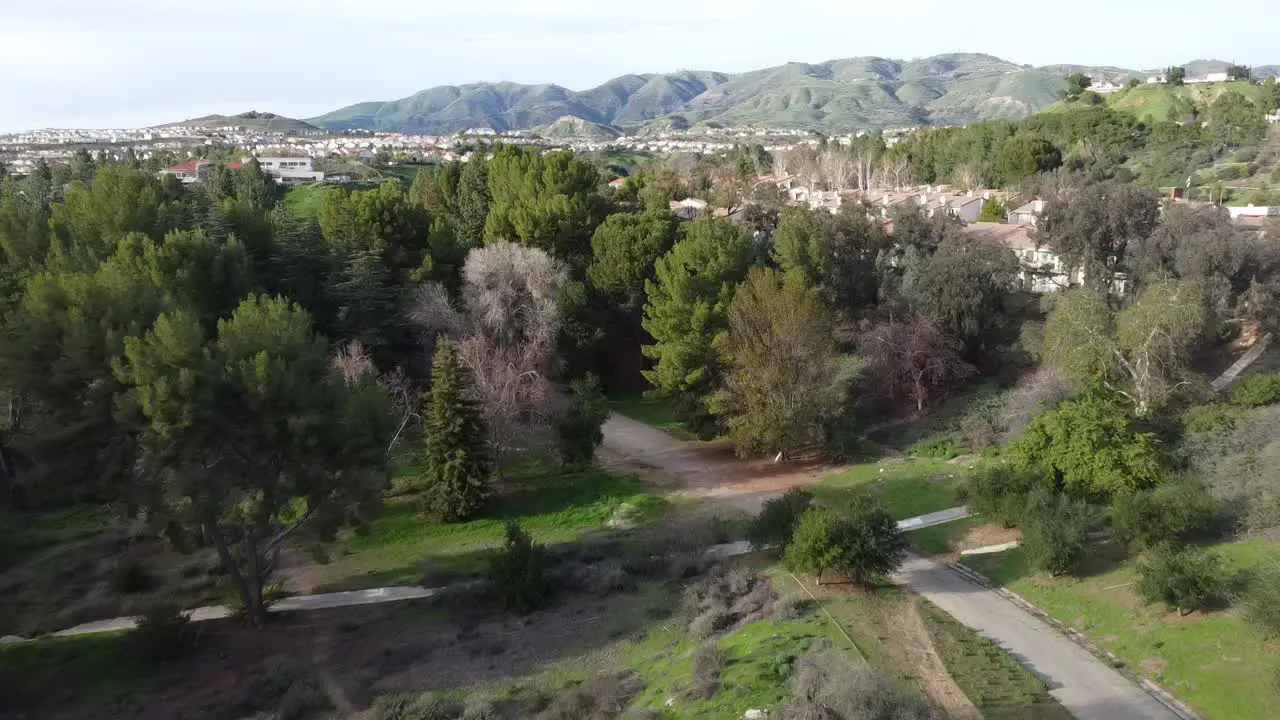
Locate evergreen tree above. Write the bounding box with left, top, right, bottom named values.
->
left=456, top=156, right=490, bottom=250
left=422, top=340, right=492, bottom=522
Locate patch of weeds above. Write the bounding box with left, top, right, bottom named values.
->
left=682, top=641, right=722, bottom=700
left=537, top=671, right=645, bottom=720
left=683, top=567, right=775, bottom=640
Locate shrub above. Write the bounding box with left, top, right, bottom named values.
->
left=909, top=434, right=964, bottom=460
left=133, top=603, right=194, bottom=664
left=555, top=373, right=610, bottom=469
left=1231, top=373, right=1280, bottom=408
left=1020, top=489, right=1095, bottom=576
left=1008, top=395, right=1166, bottom=497
left=538, top=671, right=644, bottom=720
left=375, top=693, right=463, bottom=720
left=785, top=496, right=906, bottom=586
left=488, top=521, right=550, bottom=613
left=1243, top=568, right=1280, bottom=637
left=683, top=641, right=723, bottom=700
left=966, top=464, right=1044, bottom=528
left=1111, top=477, right=1219, bottom=550
left=278, top=676, right=330, bottom=720
left=682, top=566, right=775, bottom=638
left=998, top=366, right=1078, bottom=445
left=747, top=489, right=814, bottom=550
left=1180, top=402, right=1242, bottom=434
left=110, top=558, right=156, bottom=594
left=1136, top=545, right=1226, bottom=615
left=778, top=649, right=940, bottom=720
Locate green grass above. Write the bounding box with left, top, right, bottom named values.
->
left=313, top=460, right=664, bottom=591
left=907, top=516, right=986, bottom=555
left=607, top=394, right=696, bottom=438
left=918, top=600, right=1072, bottom=720
left=963, top=538, right=1280, bottom=720
left=815, top=457, right=977, bottom=520
left=0, top=504, right=115, bottom=567
left=0, top=632, right=151, bottom=713
left=280, top=183, right=340, bottom=218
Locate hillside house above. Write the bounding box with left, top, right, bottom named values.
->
left=1008, top=198, right=1048, bottom=227
left=1228, top=205, right=1280, bottom=221
left=253, top=156, right=325, bottom=186
left=158, top=159, right=243, bottom=184
left=963, top=223, right=1081, bottom=293
left=669, top=197, right=709, bottom=220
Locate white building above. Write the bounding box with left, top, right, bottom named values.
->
left=1008, top=198, right=1048, bottom=227
left=252, top=156, right=325, bottom=186
left=1227, top=205, right=1280, bottom=221
left=963, top=223, right=1081, bottom=293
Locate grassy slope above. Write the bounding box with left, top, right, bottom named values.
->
left=280, top=184, right=340, bottom=219
left=963, top=539, right=1280, bottom=720
left=606, top=394, right=696, bottom=438
left=815, top=457, right=977, bottom=520
left=1047, top=81, right=1267, bottom=123
left=312, top=460, right=664, bottom=591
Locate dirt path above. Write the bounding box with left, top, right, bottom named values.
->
left=600, top=414, right=832, bottom=513
left=894, top=596, right=982, bottom=720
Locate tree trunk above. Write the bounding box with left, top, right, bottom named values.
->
left=209, top=523, right=269, bottom=626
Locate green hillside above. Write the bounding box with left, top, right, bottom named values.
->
left=539, top=116, right=623, bottom=141
left=308, top=53, right=1137, bottom=134
left=163, top=111, right=320, bottom=133
left=1046, top=81, right=1269, bottom=124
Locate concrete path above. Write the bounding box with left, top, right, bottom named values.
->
left=894, top=554, right=1178, bottom=720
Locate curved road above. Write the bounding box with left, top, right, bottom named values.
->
left=601, top=413, right=1180, bottom=720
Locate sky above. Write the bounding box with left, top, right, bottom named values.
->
left=2, top=0, right=1277, bottom=132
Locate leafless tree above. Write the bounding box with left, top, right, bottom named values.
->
left=819, top=149, right=855, bottom=191
left=332, top=339, right=377, bottom=386
left=331, top=340, right=422, bottom=457
left=879, top=153, right=914, bottom=190
left=859, top=320, right=974, bottom=413
left=411, top=242, right=569, bottom=472
left=952, top=162, right=983, bottom=192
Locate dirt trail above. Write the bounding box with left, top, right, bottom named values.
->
left=894, top=596, right=983, bottom=720
left=600, top=414, right=832, bottom=513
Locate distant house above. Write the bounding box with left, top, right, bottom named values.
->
left=669, top=197, right=709, bottom=220
left=159, top=159, right=242, bottom=184
left=1227, top=205, right=1280, bottom=221
left=1267, top=110, right=1280, bottom=125
left=159, top=160, right=209, bottom=184
left=964, top=223, right=1077, bottom=293
left=1008, top=198, right=1048, bottom=227
left=948, top=195, right=985, bottom=222
left=607, top=177, right=626, bottom=189
left=1187, top=72, right=1230, bottom=84
left=253, top=156, right=325, bottom=186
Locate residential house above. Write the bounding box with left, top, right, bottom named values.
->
left=1268, top=110, right=1280, bottom=125
left=963, top=223, right=1081, bottom=293
left=1008, top=198, right=1048, bottom=227
left=253, top=156, right=325, bottom=186
left=1227, top=205, right=1280, bottom=222
left=948, top=195, right=985, bottom=222
left=158, top=159, right=243, bottom=184
left=1187, top=72, right=1230, bottom=84
left=669, top=197, right=709, bottom=220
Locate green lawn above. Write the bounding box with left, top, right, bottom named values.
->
left=963, top=538, right=1280, bottom=720
left=607, top=394, right=696, bottom=438
left=814, top=457, right=977, bottom=520
left=280, top=183, right=340, bottom=219
left=0, top=631, right=150, bottom=713
left=907, top=516, right=987, bottom=555
left=312, top=460, right=665, bottom=591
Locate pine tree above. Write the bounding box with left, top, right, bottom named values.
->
left=422, top=340, right=492, bottom=521
left=455, top=156, right=490, bottom=250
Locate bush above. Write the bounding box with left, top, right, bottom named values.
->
left=1243, top=568, right=1280, bottom=637
left=1231, top=373, right=1280, bottom=408
left=375, top=694, right=463, bottom=720
left=555, top=373, right=610, bottom=469
left=488, top=521, right=550, bottom=613
left=1008, top=395, right=1166, bottom=497
left=778, top=650, right=940, bottom=720
left=682, top=566, right=775, bottom=638
left=1020, top=489, right=1095, bottom=576
left=747, top=489, right=814, bottom=550
left=133, top=603, right=194, bottom=664
left=785, top=496, right=906, bottom=587
left=1180, top=402, right=1242, bottom=434
left=966, top=465, right=1044, bottom=528
left=997, top=366, right=1078, bottom=445
left=1136, top=545, right=1226, bottom=615
left=278, top=676, right=330, bottom=720
left=909, top=434, right=964, bottom=460
left=538, top=671, right=644, bottom=720
left=1111, top=477, right=1219, bottom=550
left=682, top=641, right=723, bottom=700
left=110, top=558, right=156, bottom=594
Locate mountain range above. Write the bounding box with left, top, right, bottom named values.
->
left=304, top=54, right=1279, bottom=136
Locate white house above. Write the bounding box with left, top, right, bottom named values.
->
left=1008, top=198, right=1048, bottom=227
left=963, top=223, right=1082, bottom=293
left=1267, top=110, right=1280, bottom=125
left=669, top=197, right=709, bottom=220
left=1227, top=205, right=1280, bottom=221
left=1187, top=72, right=1231, bottom=84
left=252, top=156, right=325, bottom=186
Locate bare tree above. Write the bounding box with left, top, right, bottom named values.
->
left=952, top=162, right=983, bottom=192
left=859, top=320, right=974, bottom=413
left=819, top=148, right=855, bottom=191
left=879, top=152, right=914, bottom=190
left=332, top=340, right=422, bottom=457
left=411, top=242, right=569, bottom=471
left=332, top=339, right=377, bottom=386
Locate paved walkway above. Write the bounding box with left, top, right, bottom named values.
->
left=894, top=554, right=1177, bottom=720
